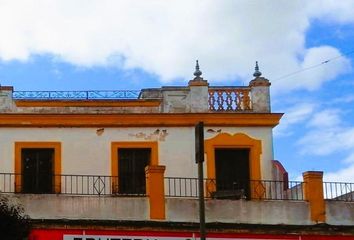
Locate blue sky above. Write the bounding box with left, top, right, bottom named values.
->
left=0, top=1, right=354, bottom=181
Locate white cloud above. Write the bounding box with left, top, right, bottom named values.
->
left=308, top=0, right=354, bottom=24
left=274, top=103, right=315, bottom=136
left=285, top=104, right=316, bottom=125
left=343, top=153, right=354, bottom=164
left=332, top=95, right=354, bottom=104
left=307, top=109, right=341, bottom=128
left=273, top=46, right=351, bottom=92
left=0, top=0, right=352, bottom=88
left=324, top=162, right=354, bottom=182
left=324, top=151, right=354, bottom=182
left=293, top=107, right=354, bottom=182
left=297, top=109, right=354, bottom=155
left=298, top=127, right=354, bottom=155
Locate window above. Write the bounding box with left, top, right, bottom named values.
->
left=22, top=149, right=54, bottom=193
left=204, top=133, right=262, bottom=199
left=118, top=148, right=150, bottom=194
left=15, top=142, right=61, bottom=194
left=215, top=148, right=250, bottom=199
left=111, top=142, right=158, bottom=195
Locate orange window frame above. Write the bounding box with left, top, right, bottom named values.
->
left=14, top=142, right=61, bottom=193
left=111, top=141, right=158, bottom=193
left=204, top=133, right=262, bottom=198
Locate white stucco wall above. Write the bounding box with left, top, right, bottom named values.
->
left=0, top=126, right=274, bottom=180
left=166, top=198, right=311, bottom=225
left=326, top=201, right=354, bottom=226
left=5, top=194, right=354, bottom=225
left=8, top=194, right=149, bottom=221
left=7, top=194, right=311, bottom=225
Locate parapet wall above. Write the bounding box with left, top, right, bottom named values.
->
left=7, top=194, right=354, bottom=226
left=0, top=75, right=272, bottom=114
left=326, top=201, right=354, bottom=225
left=166, top=198, right=311, bottom=225
left=8, top=194, right=311, bottom=225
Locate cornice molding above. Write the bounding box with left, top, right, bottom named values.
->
left=0, top=113, right=283, bottom=127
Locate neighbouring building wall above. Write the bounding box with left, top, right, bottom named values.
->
left=0, top=126, right=274, bottom=180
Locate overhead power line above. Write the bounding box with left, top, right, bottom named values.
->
left=272, top=49, right=354, bottom=82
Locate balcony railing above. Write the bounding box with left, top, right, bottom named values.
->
left=12, top=90, right=141, bottom=100
left=165, top=177, right=304, bottom=200
left=323, top=182, right=354, bottom=201
left=0, top=173, right=145, bottom=196
left=4, top=173, right=353, bottom=202
left=208, top=87, right=252, bottom=112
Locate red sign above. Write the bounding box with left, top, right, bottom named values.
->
left=29, top=229, right=354, bottom=240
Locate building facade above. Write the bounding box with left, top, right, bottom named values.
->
left=0, top=65, right=353, bottom=239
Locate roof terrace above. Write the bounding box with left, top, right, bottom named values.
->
left=0, top=62, right=271, bottom=114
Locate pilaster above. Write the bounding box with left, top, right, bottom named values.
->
left=249, top=77, right=271, bottom=113
left=0, top=86, right=15, bottom=112
left=303, top=171, right=326, bottom=223
left=188, top=77, right=209, bottom=113
left=145, top=165, right=166, bottom=220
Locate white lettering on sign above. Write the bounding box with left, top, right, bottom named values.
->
left=64, top=236, right=192, bottom=240
left=63, top=235, right=285, bottom=240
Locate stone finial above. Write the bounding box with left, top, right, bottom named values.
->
left=249, top=61, right=271, bottom=112
left=188, top=60, right=208, bottom=86
left=253, top=61, right=262, bottom=78
left=249, top=61, right=270, bottom=87
left=194, top=60, right=202, bottom=79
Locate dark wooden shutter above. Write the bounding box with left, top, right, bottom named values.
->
left=118, top=148, right=150, bottom=194
left=22, top=149, right=54, bottom=194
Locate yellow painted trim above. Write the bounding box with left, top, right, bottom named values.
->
left=14, top=142, right=61, bottom=193
left=302, top=171, right=326, bottom=223
left=111, top=141, right=158, bottom=193
left=145, top=165, right=166, bottom=220
left=15, top=99, right=161, bottom=108
left=0, top=113, right=283, bottom=128
left=204, top=133, right=262, bottom=198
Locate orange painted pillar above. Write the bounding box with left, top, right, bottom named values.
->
left=145, top=165, right=166, bottom=220
left=302, top=171, right=326, bottom=223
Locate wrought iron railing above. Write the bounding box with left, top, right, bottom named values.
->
left=0, top=173, right=16, bottom=193
left=208, top=87, right=252, bottom=112
left=165, top=177, right=199, bottom=198
left=12, top=90, right=141, bottom=100
left=323, top=182, right=354, bottom=201
left=0, top=173, right=145, bottom=196
left=1, top=172, right=309, bottom=200
left=61, top=174, right=119, bottom=195
left=164, top=177, right=304, bottom=200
